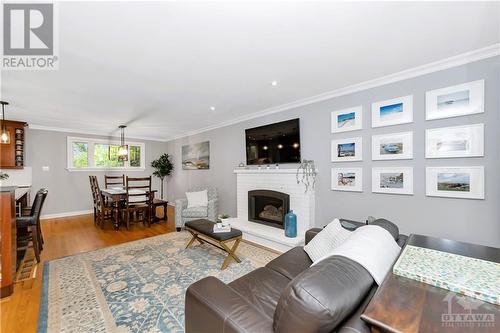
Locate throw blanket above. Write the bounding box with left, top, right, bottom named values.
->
left=312, top=225, right=400, bottom=285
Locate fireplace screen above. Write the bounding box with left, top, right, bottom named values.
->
left=248, top=190, right=290, bottom=229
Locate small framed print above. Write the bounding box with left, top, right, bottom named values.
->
left=331, top=168, right=363, bottom=192
left=426, top=80, right=484, bottom=120
left=426, top=166, right=484, bottom=199
left=372, top=167, right=413, bottom=195
left=372, top=131, right=413, bottom=160
left=331, top=106, right=362, bottom=133
left=371, top=95, right=413, bottom=128
left=426, top=124, right=484, bottom=159
left=331, top=137, right=362, bottom=162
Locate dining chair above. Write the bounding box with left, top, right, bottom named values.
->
left=16, top=188, right=48, bottom=263
left=90, top=175, right=114, bottom=228
left=105, top=174, right=125, bottom=189
left=122, top=176, right=153, bottom=229
left=89, top=176, right=99, bottom=225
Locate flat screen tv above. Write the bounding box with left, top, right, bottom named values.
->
left=245, top=118, right=301, bottom=165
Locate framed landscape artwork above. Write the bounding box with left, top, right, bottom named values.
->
left=426, top=80, right=484, bottom=120
left=426, top=166, right=484, bottom=199
left=181, top=141, right=210, bottom=170
left=426, top=124, right=484, bottom=158
left=371, top=95, right=413, bottom=128
left=331, top=106, right=362, bottom=133
left=331, top=168, right=363, bottom=192
left=331, top=137, right=362, bottom=162
left=372, top=167, right=413, bottom=195
left=372, top=131, right=413, bottom=160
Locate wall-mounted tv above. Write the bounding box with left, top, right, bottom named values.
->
left=246, top=118, right=301, bottom=165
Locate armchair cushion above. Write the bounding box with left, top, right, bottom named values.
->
left=182, top=206, right=208, bottom=218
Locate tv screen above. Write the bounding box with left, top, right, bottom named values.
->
left=246, top=118, right=301, bottom=165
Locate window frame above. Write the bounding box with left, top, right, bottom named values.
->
left=67, top=136, right=146, bottom=171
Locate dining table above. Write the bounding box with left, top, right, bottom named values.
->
left=100, top=187, right=157, bottom=229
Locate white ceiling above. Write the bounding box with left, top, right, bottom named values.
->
left=1, top=1, right=499, bottom=141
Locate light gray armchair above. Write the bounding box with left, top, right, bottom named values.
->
left=175, top=186, right=218, bottom=231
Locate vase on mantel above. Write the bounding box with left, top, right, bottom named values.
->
left=284, top=210, right=297, bottom=238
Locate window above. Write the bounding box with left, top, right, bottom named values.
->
left=67, top=136, right=145, bottom=171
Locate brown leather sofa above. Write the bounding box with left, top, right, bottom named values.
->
left=185, top=219, right=407, bottom=333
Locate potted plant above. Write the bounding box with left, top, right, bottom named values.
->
left=151, top=153, right=173, bottom=200
left=218, top=214, right=230, bottom=225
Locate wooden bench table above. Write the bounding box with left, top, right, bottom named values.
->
left=184, top=219, right=242, bottom=270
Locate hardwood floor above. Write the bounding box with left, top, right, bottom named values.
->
left=0, top=211, right=175, bottom=333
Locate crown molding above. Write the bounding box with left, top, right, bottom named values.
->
left=167, top=43, right=500, bottom=142
left=28, top=124, right=169, bottom=142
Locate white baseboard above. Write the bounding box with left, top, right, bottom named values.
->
left=41, top=210, right=93, bottom=220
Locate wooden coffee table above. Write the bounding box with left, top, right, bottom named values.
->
left=184, top=219, right=242, bottom=270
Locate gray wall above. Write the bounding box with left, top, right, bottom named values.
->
left=166, top=56, right=500, bottom=247
left=25, top=129, right=168, bottom=216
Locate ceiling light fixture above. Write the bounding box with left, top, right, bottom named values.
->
left=271, top=81, right=278, bottom=86
left=117, top=125, right=128, bottom=161
left=0, top=101, right=10, bottom=144
left=210, top=106, right=216, bottom=111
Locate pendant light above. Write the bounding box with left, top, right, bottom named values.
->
left=117, top=125, right=128, bottom=161
left=0, top=101, right=10, bottom=144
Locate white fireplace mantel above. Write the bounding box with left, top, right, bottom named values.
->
left=227, top=167, right=317, bottom=252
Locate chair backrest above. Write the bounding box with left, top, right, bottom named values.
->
left=30, top=188, right=48, bottom=220
left=188, top=186, right=217, bottom=201
left=89, top=175, right=98, bottom=204
left=125, top=176, right=152, bottom=206
left=105, top=174, right=125, bottom=188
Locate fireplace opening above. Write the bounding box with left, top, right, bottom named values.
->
left=248, top=190, right=290, bottom=229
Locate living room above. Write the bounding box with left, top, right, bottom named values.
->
left=1, top=1, right=499, bottom=333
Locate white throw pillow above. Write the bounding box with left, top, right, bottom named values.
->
left=312, top=225, right=401, bottom=285
left=304, top=219, right=352, bottom=262
left=186, top=190, right=208, bottom=208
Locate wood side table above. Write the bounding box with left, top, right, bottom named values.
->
left=362, top=234, right=500, bottom=333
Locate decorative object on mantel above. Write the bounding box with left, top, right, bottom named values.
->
left=393, top=245, right=500, bottom=305
left=284, top=210, right=297, bottom=238
left=296, top=159, right=317, bottom=193
left=0, top=172, right=8, bottom=180
left=151, top=153, right=173, bottom=199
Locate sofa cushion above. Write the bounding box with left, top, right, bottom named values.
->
left=273, top=256, right=374, bottom=333
left=303, top=219, right=351, bottom=262
left=266, top=246, right=312, bottom=280
left=182, top=206, right=208, bottom=218
left=228, top=267, right=290, bottom=318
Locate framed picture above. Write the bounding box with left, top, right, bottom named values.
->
left=331, top=168, right=363, bottom=192
left=182, top=141, right=210, bottom=170
left=331, top=137, right=362, bottom=162
left=372, top=131, right=413, bottom=160
left=331, top=106, right=362, bottom=133
left=371, top=95, right=413, bottom=128
left=426, top=166, right=484, bottom=199
left=426, top=80, right=484, bottom=120
left=372, top=167, right=413, bottom=195
left=426, top=124, right=484, bottom=158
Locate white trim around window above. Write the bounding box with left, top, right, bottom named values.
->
left=66, top=136, right=146, bottom=171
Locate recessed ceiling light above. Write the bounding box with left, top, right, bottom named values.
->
left=270, top=81, right=278, bottom=86
left=210, top=106, right=216, bottom=111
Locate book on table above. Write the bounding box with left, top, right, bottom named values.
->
left=213, top=223, right=231, bottom=233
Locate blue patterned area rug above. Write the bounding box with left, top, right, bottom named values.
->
left=37, top=231, right=278, bottom=333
